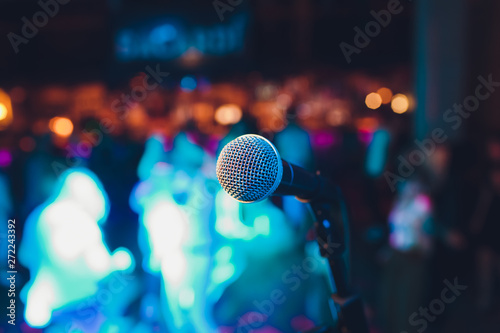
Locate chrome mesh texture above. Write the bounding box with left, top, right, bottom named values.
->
left=216, top=135, right=283, bottom=203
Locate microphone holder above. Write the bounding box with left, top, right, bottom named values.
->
left=298, top=173, right=369, bottom=333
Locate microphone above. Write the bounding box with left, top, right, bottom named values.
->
left=216, top=134, right=330, bottom=203
left=216, top=134, right=370, bottom=333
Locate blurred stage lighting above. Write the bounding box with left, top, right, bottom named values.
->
left=150, top=24, right=177, bottom=44
left=391, top=94, right=409, bottom=114
left=20, top=169, right=134, bottom=328
left=215, top=104, right=242, bottom=125
left=365, top=92, right=382, bottom=109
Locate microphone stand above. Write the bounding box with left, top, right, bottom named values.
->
left=295, top=173, right=369, bottom=333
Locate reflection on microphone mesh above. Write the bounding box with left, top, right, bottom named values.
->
left=216, top=134, right=282, bottom=203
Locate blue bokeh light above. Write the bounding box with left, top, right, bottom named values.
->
left=180, top=76, right=197, bottom=91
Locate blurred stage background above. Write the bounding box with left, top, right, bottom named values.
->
left=1, top=0, right=500, bottom=332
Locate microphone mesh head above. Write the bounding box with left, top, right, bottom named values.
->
left=216, top=134, right=283, bottom=203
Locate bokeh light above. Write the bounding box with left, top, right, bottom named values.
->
left=0, top=149, right=12, bottom=167
left=391, top=94, right=409, bottom=114
left=181, top=47, right=204, bottom=68
left=0, top=89, right=13, bottom=129
left=193, top=103, right=215, bottom=123
left=180, top=76, right=197, bottom=91
left=50, top=117, right=74, bottom=137
left=0, top=103, right=7, bottom=120
left=276, top=93, right=292, bottom=109
left=215, top=104, right=242, bottom=125
left=365, top=93, right=382, bottom=109
left=150, top=24, right=177, bottom=44
left=377, top=87, right=393, bottom=104
left=326, top=109, right=348, bottom=126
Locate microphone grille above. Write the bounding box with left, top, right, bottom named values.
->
left=216, top=134, right=283, bottom=203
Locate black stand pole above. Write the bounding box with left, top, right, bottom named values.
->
left=274, top=162, right=369, bottom=332
left=300, top=175, right=369, bottom=333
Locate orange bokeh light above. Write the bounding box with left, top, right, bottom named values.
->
left=0, top=104, right=7, bottom=121
left=365, top=93, right=382, bottom=110
left=377, top=87, right=393, bottom=104
left=215, top=104, right=242, bottom=125
left=50, top=117, right=74, bottom=137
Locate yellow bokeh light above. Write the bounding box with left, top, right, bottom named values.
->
left=50, top=117, right=74, bottom=137
left=391, top=94, right=409, bottom=114
left=365, top=93, right=382, bottom=109
left=0, top=89, right=13, bottom=130
left=215, top=104, right=242, bottom=125
left=0, top=104, right=7, bottom=121
left=377, top=87, right=393, bottom=104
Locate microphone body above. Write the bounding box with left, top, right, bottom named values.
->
left=216, top=134, right=332, bottom=203
left=276, top=160, right=331, bottom=202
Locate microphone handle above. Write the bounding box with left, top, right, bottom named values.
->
left=274, top=160, right=325, bottom=201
